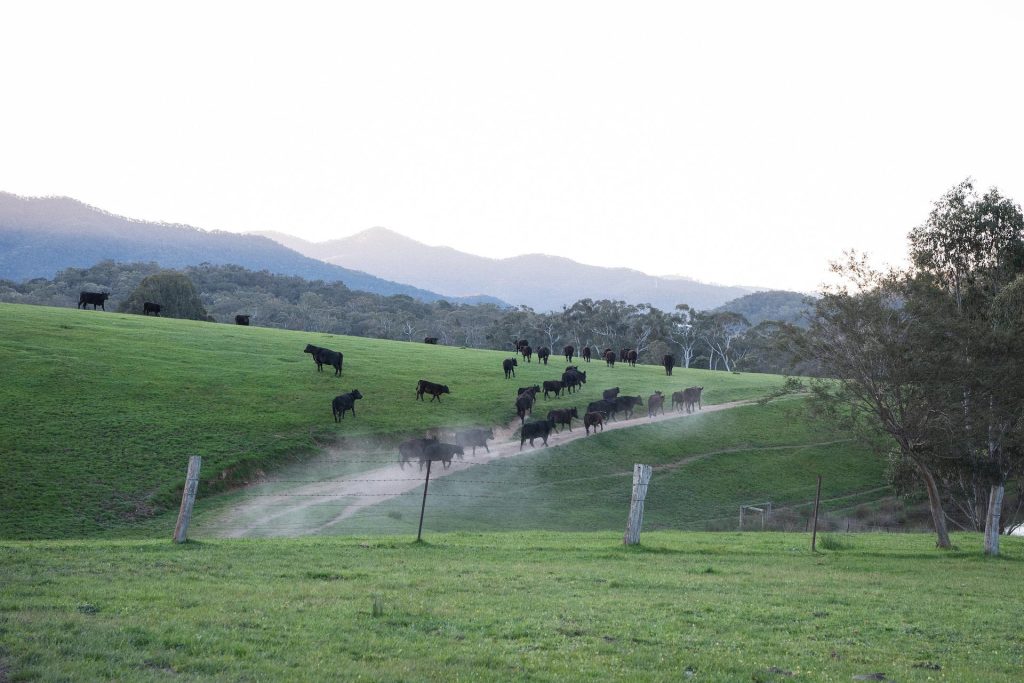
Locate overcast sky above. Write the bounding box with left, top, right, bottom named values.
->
left=2, top=1, right=1022, bottom=292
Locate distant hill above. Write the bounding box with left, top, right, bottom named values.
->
left=0, top=193, right=505, bottom=306
left=715, top=290, right=814, bottom=326
left=254, top=227, right=762, bottom=312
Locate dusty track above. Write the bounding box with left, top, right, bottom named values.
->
left=212, top=400, right=753, bottom=538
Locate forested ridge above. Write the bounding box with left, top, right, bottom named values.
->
left=0, top=259, right=807, bottom=374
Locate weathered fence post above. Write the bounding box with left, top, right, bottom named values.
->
left=810, top=474, right=822, bottom=552
left=416, top=459, right=433, bottom=542
left=173, top=455, right=202, bottom=543
left=624, top=464, right=653, bottom=545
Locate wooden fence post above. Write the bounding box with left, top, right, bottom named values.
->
left=810, top=474, right=822, bottom=552
left=624, top=464, right=653, bottom=545
left=416, top=459, right=433, bottom=542
left=173, top=456, right=202, bottom=543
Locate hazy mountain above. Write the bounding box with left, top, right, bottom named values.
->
left=715, top=290, right=815, bottom=326
left=0, top=193, right=505, bottom=306
left=255, top=227, right=762, bottom=311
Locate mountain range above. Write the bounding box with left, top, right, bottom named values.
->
left=1, top=191, right=770, bottom=312
left=0, top=193, right=503, bottom=306
left=254, top=227, right=761, bottom=312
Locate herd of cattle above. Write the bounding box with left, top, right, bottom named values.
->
left=76, top=290, right=253, bottom=325
left=79, top=295, right=707, bottom=470
left=305, top=335, right=706, bottom=470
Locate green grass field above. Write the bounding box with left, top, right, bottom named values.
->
left=2, top=532, right=1021, bottom=682
left=1, top=302, right=789, bottom=539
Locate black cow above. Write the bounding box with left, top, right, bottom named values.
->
left=331, top=389, right=363, bottom=421
left=614, top=395, right=644, bottom=419
left=603, top=387, right=620, bottom=401
left=143, top=301, right=161, bottom=316
left=515, top=392, right=535, bottom=424
left=520, top=417, right=555, bottom=450
left=517, top=385, right=540, bottom=398
left=584, top=411, right=605, bottom=435
left=648, top=391, right=665, bottom=417
left=304, top=344, right=343, bottom=376
left=626, top=350, right=638, bottom=367
left=582, top=346, right=592, bottom=362
left=514, top=339, right=529, bottom=352
left=537, top=346, right=550, bottom=365
left=671, top=390, right=687, bottom=412
left=682, top=386, right=704, bottom=413
left=78, top=291, right=110, bottom=310
left=604, top=350, right=616, bottom=367
left=503, top=358, right=518, bottom=379
left=398, top=437, right=437, bottom=469
left=521, top=345, right=533, bottom=363
left=663, top=354, right=674, bottom=376
left=455, top=428, right=495, bottom=455
left=563, top=345, right=575, bottom=363
left=420, top=442, right=464, bottom=470
left=547, top=407, right=578, bottom=432
left=586, top=399, right=618, bottom=421
left=561, top=368, right=586, bottom=394
left=235, top=314, right=250, bottom=325
left=542, top=380, right=564, bottom=399
left=423, top=337, right=438, bottom=344
left=416, top=380, right=450, bottom=402
left=619, top=348, right=630, bottom=363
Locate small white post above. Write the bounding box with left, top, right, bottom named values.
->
left=173, top=456, right=202, bottom=543
left=624, top=464, right=653, bottom=545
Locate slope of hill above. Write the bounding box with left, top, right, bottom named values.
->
left=0, top=302, right=893, bottom=542
left=0, top=193, right=505, bottom=305
left=255, top=227, right=761, bottom=311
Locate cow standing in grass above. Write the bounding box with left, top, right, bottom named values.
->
left=582, top=346, right=592, bottom=362
left=143, top=302, right=161, bottom=316
left=78, top=291, right=110, bottom=310
left=304, top=344, right=343, bottom=376
left=416, top=380, right=450, bottom=402
left=663, top=354, right=674, bottom=376
left=503, top=358, right=518, bottom=379
left=563, top=345, right=575, bottom=363
left=331, top=390, right=363, bottom=421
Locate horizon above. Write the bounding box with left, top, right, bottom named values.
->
left=2, top=2, right=1022, bottom=291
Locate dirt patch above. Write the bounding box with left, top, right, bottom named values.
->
left=210, top=400, right=754, bottom=538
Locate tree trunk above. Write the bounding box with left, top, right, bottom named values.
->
left=984, top=483, right=1004, bottom=556
left=916, top=461, right=952, bottom=548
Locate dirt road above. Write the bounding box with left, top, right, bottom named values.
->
left=210, top=400, right=753, bottom=538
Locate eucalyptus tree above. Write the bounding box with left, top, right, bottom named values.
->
left=800, top=255, right=952, bottom=548
left=664, top=304, right=700, bottom=368
left=908, top=180, right=1024, bottom=555
left=696, top=310, right=750, bottom=372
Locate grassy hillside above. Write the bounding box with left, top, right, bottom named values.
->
left=0, top=303, right=789, bottom=539
left=2, top=532, right=1021, bottom=681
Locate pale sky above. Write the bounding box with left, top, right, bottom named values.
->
left=2, top=1, right=1022, bottom=292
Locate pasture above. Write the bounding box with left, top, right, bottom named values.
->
left=0, top=302, right=786, bottom=540
left=2, top=532, right=1022, bottom=681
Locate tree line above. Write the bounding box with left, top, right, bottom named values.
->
left=0, top=260, right=806, bottom=374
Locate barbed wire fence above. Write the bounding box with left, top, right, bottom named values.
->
left=171, top=446, right=910, bottom=542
